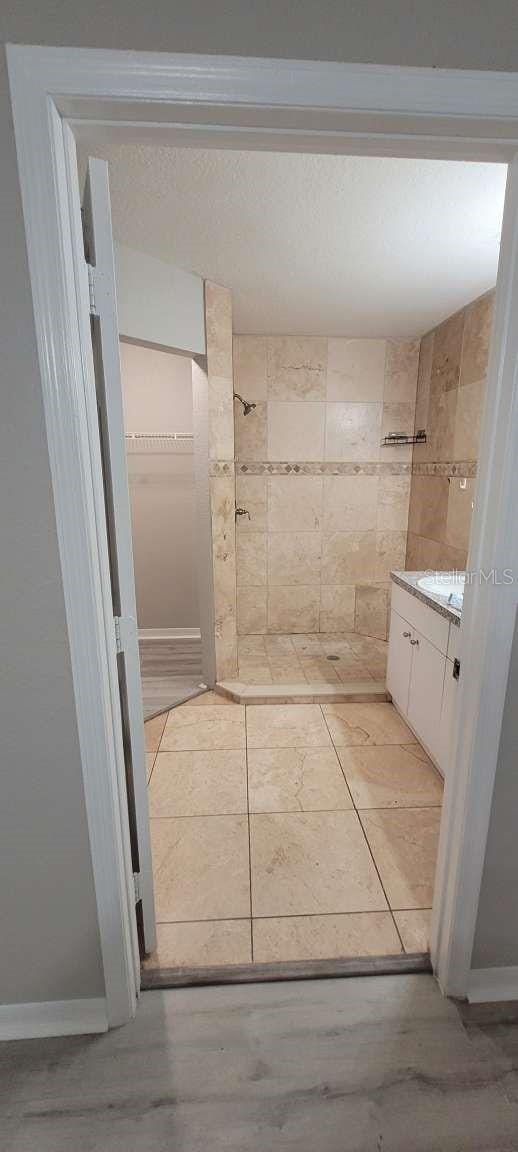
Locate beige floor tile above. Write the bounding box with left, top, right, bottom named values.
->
left=150, top=815, right=250, bottom=922
left=360, top=808, right=441, bottom=909
left=246, top=704, right=332, bottom=748
left=238, top=664, right=273, bottom=684
left=394, top=909, right=432, bottom=953
left=142, top=919, right=252, bottom=970
left=300, top=657, right=340, bottom=683
left=161, top=704, right=245, bottom=751
left=146, top=753, right=156, bottom=783
left=148, top=750, right=247, bottom=817
left=183, top=691, right=240, bottom=707
left=291, top=634, right=325, bottom=655
left=338, top=744, right=443, bottom=809
left=250, top=810, right=387, bottom=916
left=144, top=711, right=168, bottom=752
left=323, top=702, right=414, bottom=746
left=264, top=635, right=297, bottom=655
left=248, top=746, right=353, bottom=813
left=253, top=911, right=402, bottom=962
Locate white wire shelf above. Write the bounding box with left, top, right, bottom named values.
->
left=125, top=433, right=194, bottom=453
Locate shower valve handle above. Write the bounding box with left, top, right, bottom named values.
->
left=235, top=506, right=251, bottom=520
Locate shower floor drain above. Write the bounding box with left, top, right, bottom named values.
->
left=326, top=654, right=340, bottom=661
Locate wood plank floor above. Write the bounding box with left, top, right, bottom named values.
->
left=3, top=976, right=518, bottom=1150
left=139, top=637, right=204, bottom=720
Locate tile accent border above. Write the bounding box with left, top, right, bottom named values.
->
left=209, top=461, right=235, bottom=477
left=411, top=461, right=478, bottom=478
left=237, top=460, right=412, bottom=476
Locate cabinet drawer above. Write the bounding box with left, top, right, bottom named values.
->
left=391, top=582, right=450, bottom=655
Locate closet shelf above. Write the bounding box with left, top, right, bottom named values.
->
left=125, top=433, right=194, bottom=453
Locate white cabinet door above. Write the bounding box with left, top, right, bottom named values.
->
left=408, top=630, right=446, bottom=766
left=439, top=658, right=458, bottom=779
left=387, top=609, right=413, bottom=715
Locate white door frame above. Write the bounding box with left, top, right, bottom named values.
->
left=7, top=44, right=518, bottom=1026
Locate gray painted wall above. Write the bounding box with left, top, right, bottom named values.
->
left=1, top=1, right=518, bottom=1007
left=471, top=607, right=518, bottom=969
left=0, top=56, right=103, bottom=1004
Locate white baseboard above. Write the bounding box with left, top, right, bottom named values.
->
left=0, top=997, right=108, bottom=1040
left=468, top=966, right=518, bottom=1002
left=138, top=627, right=201, bottom=640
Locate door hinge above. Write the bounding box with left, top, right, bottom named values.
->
left=114, top=615, right=123, bottom=654
left=453, top=658, right=461, bottom=681
left=133, top=872, right=142, bottom=903
left=87, top=262, right=98, bottom=316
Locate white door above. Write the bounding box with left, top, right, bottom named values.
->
left=386, top=609, right=413, bottom=715
left=439, top=658, right=459, bottom=779
left=82, top=158, right=156, bottom=954
left=407, top=631, right=446, bottom=766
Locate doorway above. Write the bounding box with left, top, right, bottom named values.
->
left=8, top=45, right=518, bottom=1024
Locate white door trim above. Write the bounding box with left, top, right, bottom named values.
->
left=6, top=44, right=518, bottom=1026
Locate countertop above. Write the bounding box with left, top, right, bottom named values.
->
left=391, top=570, right=462, bottom=627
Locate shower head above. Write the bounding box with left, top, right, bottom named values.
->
left=234, top=392, right=257, bottom=416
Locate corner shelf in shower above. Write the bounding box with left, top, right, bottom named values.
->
left=381, top=430, right=427, bottom=446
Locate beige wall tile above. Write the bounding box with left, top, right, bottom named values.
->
left=380, top=402, right=415, bottom=461
left=268, top=400, right=325, bottom=460
left=431, top=309, right=464, bottom=393
left=268, top=475, right=323, bottom=532
left=384, top=340, right=420, bottom=403
left=235, top=402, right=267, bottom=460
left=405, top=532, right=441, bottom=571
left=233, top=335, right=267, bottom=402
left=445, top=478, right=474, bottom=554
left=325, top=402, right=382, bottom=461
left=438, top=541, right=468, bottom=571
left=375, top=531, right=407, bottom=581
left=237, top=586, right=267, bottom=634
left=377, top=475, right=411, bottom=531
left=235, top=475, right=267, bottom=533
left=460, top=291, right=494, bottom=388
left=354, top=584, right=389, bottom=640
left=427, top=385, right=458, bottom=462
left=268, top=531, right=321, bottom=586
left=210, top=474, right=237, bottom=678
left=267, top=336, right=327, bottom=401
left=413, top=330, right=434, bottom=461
left=322, top=475, right=378, bottom=531
left=208, top=374, right=234, bottom=460
left=267, top=586, right=320, bottom=633
left=236, top=532, right=267, bottom=586
left=408, top=475, right=449, bottom=542
left=453, top=377, right=484, bottom=461
left=205, top=281, right=233, bottom=379
left=322, top=531, right=377, bottom=584
left=327, top=338, right=386, bottom=402
left=320, top=585, right=356, bottom=632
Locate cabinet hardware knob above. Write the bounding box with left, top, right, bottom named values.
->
left=410, top=638, right=419, bottom=646
left=403, top=631, right=411, bottom=638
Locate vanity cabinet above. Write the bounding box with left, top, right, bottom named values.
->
left=387, top=582, right=460, bottom=777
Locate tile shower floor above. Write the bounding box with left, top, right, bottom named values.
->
left=237, top=632, right=388, bottom=685
left=143, top=693, right=443, bottom=972
left=143, top=691, right=442, bottom=972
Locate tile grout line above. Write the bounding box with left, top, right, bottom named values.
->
left=319, top=702, right=408, bottom=953
left=153, top=906, right=433, bottom=927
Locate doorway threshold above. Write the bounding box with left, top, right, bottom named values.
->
left=141, top=952, right=431, bottom=990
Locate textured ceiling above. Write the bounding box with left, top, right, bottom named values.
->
left=81, top=144, right=506, bottom=337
